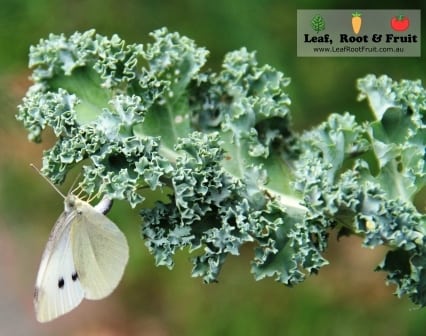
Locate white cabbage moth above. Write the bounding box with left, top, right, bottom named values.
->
left=32, top=166, right=129, bottom=323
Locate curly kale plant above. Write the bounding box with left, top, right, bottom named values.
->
left=17, top=29, right=425, bottom=305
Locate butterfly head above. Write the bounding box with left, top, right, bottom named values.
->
left=64, top=194, right=79, bottom=212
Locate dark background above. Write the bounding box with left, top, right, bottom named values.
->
left=0, top=1, right=425, bottom=335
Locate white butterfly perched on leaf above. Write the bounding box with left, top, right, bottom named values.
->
left=32, top=165, right=129, bottom=323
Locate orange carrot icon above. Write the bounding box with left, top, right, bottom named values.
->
left=351, top=12, right=362, bottom=34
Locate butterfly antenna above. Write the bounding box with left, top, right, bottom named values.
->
left=73, top=183, right=85, bottom=198
left=68, top=172, right=83, bottom=195
left=30, top=164, right=66, bottom=199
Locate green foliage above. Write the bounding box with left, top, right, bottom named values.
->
left=17, top=29, right=425, bottom=306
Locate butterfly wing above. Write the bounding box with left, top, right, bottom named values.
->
left=71, top=200, right=129, bottom=300
left=34, top=211, right=84, bottom=323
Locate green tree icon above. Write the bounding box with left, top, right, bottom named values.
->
left=311, top=14, right=325, bottom=33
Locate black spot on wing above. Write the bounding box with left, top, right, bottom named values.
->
left=72, top=271, right=78, bottom=281
left=58, top=277, right=65, bottom=289
left=95, top=197, right=114, bottom=214
left=102, top=199, right=113, bottom=214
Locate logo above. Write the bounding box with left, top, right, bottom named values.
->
left=297, top=9, right=421, bottom=57
left=390, top=15, right=410, bottom=31
left=351, top=12, right=362, bottom=34
left=311, top=15, right=325, bottom=33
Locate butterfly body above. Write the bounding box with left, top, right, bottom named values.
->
left=34, top=194, right=129, bottom=323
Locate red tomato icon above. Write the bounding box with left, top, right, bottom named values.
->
left=390, top=15, right=410, bottom=31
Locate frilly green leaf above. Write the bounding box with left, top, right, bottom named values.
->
left=17, top=30, right=426, bottom=306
